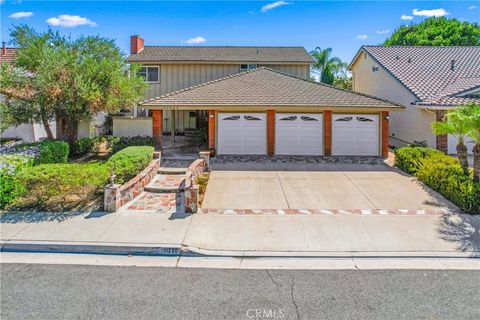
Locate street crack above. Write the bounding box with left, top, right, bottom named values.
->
left=289, top=274, right=300, bottom=320
left=266, top=269, right=282, bottom=288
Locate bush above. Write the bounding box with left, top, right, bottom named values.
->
left=415, top=155, right=480, bottom=213
left=75, top=137, right=94, bottom=157
left=0, top=154, right=34, bottom=209
left=108, top=136, right=155, bottom=154
left=13, top=163, right=110, bottom=210
left=35, top=140, right=70, bottom=164
left=394, top=147, right=444, bottom=174
left=106, top=146, right=154, bottom=184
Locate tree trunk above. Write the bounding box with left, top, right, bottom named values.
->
left=41, top=117, right=54, bottom=140
left=473, top=143, right=480, bottom=182
left=456, top=142, right=469, bottom=175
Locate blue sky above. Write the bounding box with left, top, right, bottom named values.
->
left=1, top=1, right=479, bottom=62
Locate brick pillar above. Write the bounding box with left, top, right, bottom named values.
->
left=381, top=111, right=389, bottom=158
left=267, top=110, right=275, bottom=156
left=435, top=110, right=448, bottom=154
left=152, top=109, right=163, bottom=151
left=208, top=110, right=216, bottom=152
left=324, top=111, right=332, bottom=156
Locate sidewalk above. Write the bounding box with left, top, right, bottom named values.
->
left=2, top=210, right=480, bottom=258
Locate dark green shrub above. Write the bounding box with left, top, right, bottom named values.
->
left=13, top=163, right=110, bottom=210
left=35, top=140, right=69, bottom=164
left=394, top=147, right=444, bottom=174
left=75, top=137, right=94, bottom=157
left=0, top=154, right=34, bottom=209
left=109, top=136, right=155, bottom=154
left=415, top=155, right=480, bottom=213
left=106, top=146, right=154, bottom=184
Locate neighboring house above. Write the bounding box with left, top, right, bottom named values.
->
left=349, top=46, right=480, bottom=154
left=125, top=35, right=403, bottom=157
left=0, top=44, right=105, bottom=142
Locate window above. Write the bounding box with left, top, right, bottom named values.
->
left=372, top=66, right=379, bottom=72
left=301, top=116, right=318, bottom=121
left=240, top=64, right=257, bottom=71
left=223, top=115, right=240, bottom=120
left=244, top=115, right=261, bottom=121
left=356, top=116, right=374, bottom=122
left=138, top=66, right=159, bottom=83
left=335, top=116, right=353, bottom=122
left=280, top=116, right=297, bottom=121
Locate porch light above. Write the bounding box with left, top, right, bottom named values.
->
left=385, top=115, right=390, bottom=121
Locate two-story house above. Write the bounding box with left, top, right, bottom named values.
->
left=349, top=45, right=480, bottom=155
left=116, top=35, right=403, bottom=157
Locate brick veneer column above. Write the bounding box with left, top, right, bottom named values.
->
left=381, top=111, right=389, bottom=158
left=267, top=110, right=275, bottom=156
left=208, top=110, right=216, bottom=151
left=324, top=111, right=332, bottom=156
left=435, top=110, right=448, bottom=153
left=152, top=109, right=163, bottom=150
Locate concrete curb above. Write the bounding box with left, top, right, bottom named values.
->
left=2, top=240, right=479, bottom=259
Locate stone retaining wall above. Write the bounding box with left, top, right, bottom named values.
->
left=184, top=157, right=208, bottom=213
left=104, top=152, right=161, bottom=212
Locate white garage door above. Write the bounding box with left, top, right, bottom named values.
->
left=275, top=113, right=323, bottom=155
left=448, top=134, right=474, bottom=155
left=218, top=113, right=266, bottom=155
left=332, top=114, right=379, bottom=156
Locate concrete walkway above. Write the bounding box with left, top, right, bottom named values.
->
left=1, top=210, right=480, bottom=258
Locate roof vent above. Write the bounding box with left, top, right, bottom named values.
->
left=395, top=55, right=400, bottom=60
left=451, top=59, right=455, bottom=71
left=407, top=58, right=411, bottom=63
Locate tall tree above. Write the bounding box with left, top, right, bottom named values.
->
left=384, top=17, right=480, bottom=46
left=0, top=25, right=147, bottom=144
left=463, top=104, right=480, bottom=182
left=310, top=47, right=346, bottom=85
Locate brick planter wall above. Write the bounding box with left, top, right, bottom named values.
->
left=104, top=152, right=161, bottom=212
left=184, top=158, right=207, bottom=213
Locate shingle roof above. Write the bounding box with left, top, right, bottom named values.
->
left=0, top=48, right=18, bottom=65
left=358, top=46, right=480, bottom=106
left=139, top=67, right=402, bottom=109
left=128, top=46, right=315, bottom=64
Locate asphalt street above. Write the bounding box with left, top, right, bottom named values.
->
left=1, top=263, right=479, bottom=320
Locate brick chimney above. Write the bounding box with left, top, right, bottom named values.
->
left=130, top=35, right=144, bottom=54
left=2, top=42, right=6, bottom=55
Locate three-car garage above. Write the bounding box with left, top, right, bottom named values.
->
left=216, top=112, right=383, bottom=156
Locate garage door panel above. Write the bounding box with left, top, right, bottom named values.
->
left=275, top=113, right=323, bottom=156
left=332, top=114, right=379, bottom=156
left=218, top=113, right=266, bottom=155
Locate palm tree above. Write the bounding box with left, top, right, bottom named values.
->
left=432, top=108, right=471, bottom=175
left=463, top=104, right=480, bottom=182
left=310, top=47, right=346, bottom=85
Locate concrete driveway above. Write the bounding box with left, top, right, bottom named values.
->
left=202, top=161, right=456, bottom=211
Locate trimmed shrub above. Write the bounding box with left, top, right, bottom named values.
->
left=75, top=137, right=94, bottom=157
left=35, top=140, right=70, bottom=164
left=108, top=136, right=155, bottom=154
left=0, top=154, right=34, bottom=209
left=394, top=147, right=444, bottom=174
left=415, top=155, right=480, bottom=213
left=106, top=146, right=154, bottom=184
left=13, top=163, right=110, bottom=210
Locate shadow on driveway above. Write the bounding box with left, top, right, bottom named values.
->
left=438, top=214, right=480, bottom=253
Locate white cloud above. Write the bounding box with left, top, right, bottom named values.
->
left=376, top=29, right=390, bottom=34
left=184, top=36, right=206, bottom=44
left=261, top=1, right=290, bottom=12
left=412, top=8, right=448, bottom=17
left=46, top=14, right=97, bottom=27
left=356, top=35, right=368, bottom=40
left=468, top=5, right=478, bottom=10
left=401, top=15, right=414, bottom=20
left=9, top=11, right=33, bottom=19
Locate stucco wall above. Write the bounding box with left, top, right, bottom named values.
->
left=1, top=121, right=57, bottom=142
left=113, top=117, right=153, bottom=137
left=351, top=52, right=436, bottom=148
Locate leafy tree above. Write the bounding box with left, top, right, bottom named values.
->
left=310, top=47, right=347, bottom=85
left=432, top=108, right=471, bottom=175
left=384, top=17, right=480, bottom=46
left=332, top=63, right=352, bottom=90
left=463, top=104, right=480, bottom=182
left=0, top=25, right=147, bottom=144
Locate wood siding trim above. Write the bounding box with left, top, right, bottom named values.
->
left=152, top=109, right=163, bottom=150
left=381, top=111, right=389, bottom=158
left=208, top=110, right=216, bottom=151
left=267, top=110, right=275, bottom=156
left=324, top=111, right=332, bottom=156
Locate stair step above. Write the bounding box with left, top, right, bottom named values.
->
left=158, top=167, right=187, bottom=175
left=144, top=185, right=185, bottom=193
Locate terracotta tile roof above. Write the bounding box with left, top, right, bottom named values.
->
left=0, top=48, right=18, bottom=65
left=359, top=46, right=480, bottom=106
left=139, top=67, right=402, bottom=109
left=128, top=46, right=315, bottom=64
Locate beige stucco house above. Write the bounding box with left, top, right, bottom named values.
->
left=349, top=45, right=480, bottom=154
left=118, top=36, right=403, bottom=157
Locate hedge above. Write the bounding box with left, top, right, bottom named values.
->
left=106, top=146, right=154, bottom=184
left=108, top=136, right=155, bottom=154
left=12, top=163, right=110, bottom=210
left=75, top=137, right=94, bottom=157
left=395, top=147, right=480, bottom=214
left=35, top=140, right=70, bottom=164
